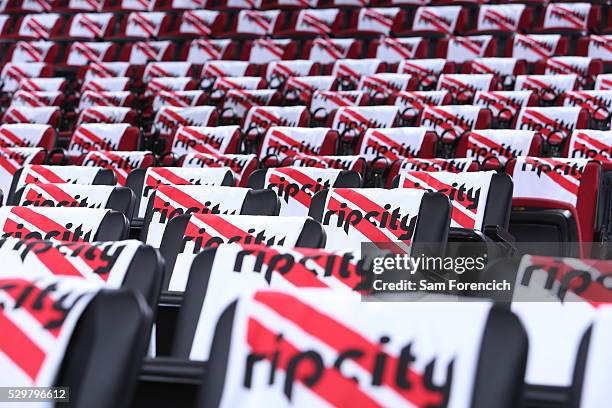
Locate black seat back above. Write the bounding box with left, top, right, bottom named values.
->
left=56, top=290, right=152, bottom=408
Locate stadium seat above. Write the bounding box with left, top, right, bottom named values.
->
left=255, top=126, right=338, bottom=166
left=303, top=38, right=363, bottom=66
left=81, top=150, right=156, bottom=185
left=397, top=59, right=456, bottom=91
left=0, top=206, right=129, bottom=241
left=463, top=58, right=527, bottom=89
left=506, top=157, right=602, bottom=257
left=1, top=106, right=61, bottom=127
left=0, top=276, right=152, bottom=408
left=175, top=152, right=259, bottom=187
left=1, top=62, right=54, bottom=93
left=391, top=90, right=451, bottom=126
left=196, top=290, right=526, bottom=408
left=276, top=8, right=345, bottom=38
left=173, top=10, right=228, bottom=38
left=241, top=105, right=310, bottom=152
left=64, top=41, right=119, bottom=66
left=358, top=73, right=416, bottom=103
left=408, top=5, right=467, bottom=36
left=509, top=34, right=569, bottom=63
left=309, top=187, right=451, bottom=253
left=514, top=106, right=587, bottom=153
left=65, top=12, right=117, bottom=40
left=576, top=35, right=612, bottom=62
left=307, top=89, right=368, bottom=122
left=140, top=185, right=280, bottom=247
left=386, top=157, right=480, bottom=189
left=475, top=255, right=612, bottom=407
left=0, top=147, right=47, bottom=202
left=265, top=60, right=320, bottom=90
left=243, top=38, right=298, bottom=63
left=418, top=105, right=492, bottom=155
left=248, top=166, right=361, bottom=215
left=469, top=4, right=532, bottom=35
left=436, top=36, right=498, bottom=64
left=126, top=166, right=236, bottom=221
left=170, top=245, right=370, bottom=363
left=0, top=123, right=56, bottom=150
left=456, top=129, right=542, bottom=170
left=330, top=105, right=399, bottom=146
left=562, top=90, right=612, bottom=130
left=396, top=170, right=515, bottom=258
left=181, top=39, right=238, bottom=62
left=473, top=90, right=536, bottom=128
left=152, top=106, right=218, bottom=153
left=437, top=73, right=497, bottom=104
left=367, top=37, right=428, bottom=67
left=534, top=2, right=601, bottom=34
left=10, top=90, right=64, bottom=107
left=61, top=124, right=141, bottom=163
left=12, top=13, right=65, bottom=40
left=0, top=238, right=163, bottom=310
left=8, top=164, right=116, bottom=204
left=157, top=214, right=326, bottom=292
left=535, top=57, right=603, bottom=90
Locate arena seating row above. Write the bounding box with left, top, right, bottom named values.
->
left=0, top=0, right=610, bottom=407
left=0, top=185, right=610, bottom=406
left=0, top=35, right=610, bottom=67
left=0, top=3, right=609, bottom=40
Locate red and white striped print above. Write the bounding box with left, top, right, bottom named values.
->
left=82, top=151, right=151, bottom=186
left=15, top=165, right=104, bottom=193
left=68, top=123, right=131, bottom=158
left=543, top=2, right=590, bottom=31
left=359, top=127, right=427, bottom=161
left=567, top=130, right=612, bottom=161
left=146, top=185, right=250, bottom=247
left=264, top=166, right=342, bottom=216
left=187, top=244, right=368, bottom=360
left=154, top=106, right=215, bottom=135
left=218, top=288, right=491, bottom=407
left=138, top=167, right=233, bottom=217
left=399, top=171, right=493, bottom=230
left=259, top=127, right=329, bottom=161
left=0, top=274, right=99, bottom=388
left=413, top=5, right=461, bottom=34
left=170, top=215, right=307, bottom=290
left=322, top=188, right=425, bottom=252
left=0, top=124, right=49, bottom=148
left=512, top=156, right=589, bottom=207
left=465, top=129, right=535, bottom=165
left=0, top=148, right=44, bottom=200
left=295, top=9, right=338, bottom=35
left=0, top=206, right=110, bottom=242
left=12, top=41, right=54, bottom=63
